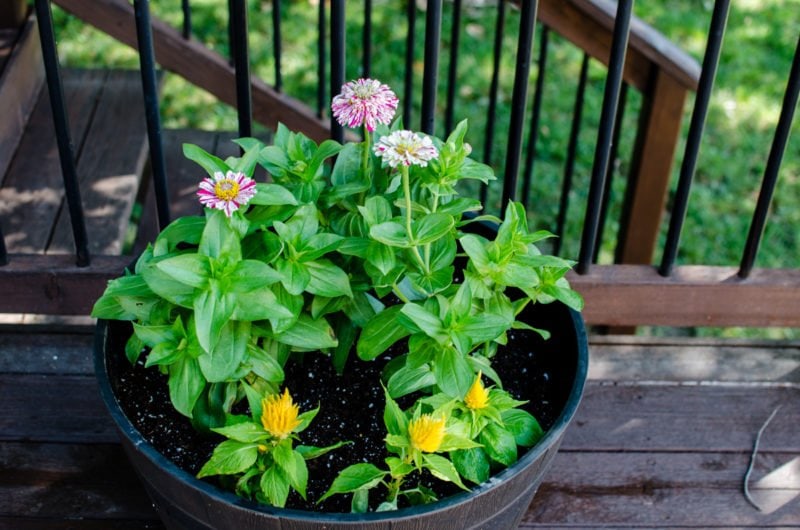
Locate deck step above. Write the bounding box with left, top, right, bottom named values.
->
left=0, top=68, right=152, bottom=257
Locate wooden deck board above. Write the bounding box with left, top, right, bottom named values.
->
left=0, top=331, right=797, bottom=528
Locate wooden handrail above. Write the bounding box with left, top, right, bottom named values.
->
left=52, top=0, right=332, bottom=143
left=538, top=0, right=701, bottom=267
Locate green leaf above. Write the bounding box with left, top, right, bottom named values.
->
left=408, top=266, right=453, bottom=296
left=274, top=314, right=337, bottom=350
left=232, top=286, right=293, bottom=322
left=382, top=387, right=408, bottom=436
left=385, top=456, right=414, bottom=479
left=501, top=409, right=544, bottom=447
left=183, top=143, right=229, bottom=177
left=274, top=445, right=308, bottom=499
left=301, top=233, right=344, bottom=261
left=154, top=254, right=211, bottom=289
left=438, top=433, right=482, bottom=452
left=356, top=306, right=411, bottom=361
left=399, top=304, right=447, bottom=343
left=305, top=260, right=353, bottom=298
left=480, top=423, right=518, bottom=466
left=152, top=216, right=205, bottom=256
left=196, top=440, right=258, bottom=478
left=365, top=241, right=397, bottom=276
left=260, top=465, right=290, bottom=507
left=295, top=441, right=351, bottom=460
left=542, top=284, right=585, bottom=312
left=193, top=283, right=234, bottom=353
left=199, top=210, right=241, bottom=262
left=227, top=260, right=282, bottom=291
left=141, top=264, right=196, bottom=308
left=276, top=259, right=311, bottom=296
left=318, top=463, right=387, bottom=503
left=295, top=405, right=320, bottom=433
left=460, top=313, right=510, bottom=344
left=351, top=488, right=369, bottom=513
left=168, top=357, right=205, bottom=417
left=198, top=320, right=250, bottom=382
left=359, top=196, right=393, bottom=226
left=451, top=447, right=490, bottom=485
left=459, top=234, right=490, bottom=270
left=124, top=334, right=145, bottom=365
left=132, top=322, right=176, bottom=348
left=246, top=344, right=285, bottom=383
left=144, top=342, right=183, bottom=368
left=387, top=364, right=436, bottom=398
left=421, top=454, right=468, bottom=490
left=370, top=222, right=411, bottom=248
left=213, top=422, right=269, bottom=443
left=434, top=347, right=473, bottom=399
left=250, top=183, right=298, bottom=206
left=412, top=213, right=455, bottom=245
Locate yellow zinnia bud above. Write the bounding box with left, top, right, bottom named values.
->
left=261, top=388, right=302, bottom=439
left=464, top=371, right=489, bottom=410
left=408, top=414, right=446, bottom=453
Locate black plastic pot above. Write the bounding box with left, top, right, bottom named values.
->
left=95, top=300, right=587, bottom=530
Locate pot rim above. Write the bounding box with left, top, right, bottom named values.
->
left=94, top=306, right=588, bottom=523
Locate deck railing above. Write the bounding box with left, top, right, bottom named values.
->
left=0, top=0, right=798, bottom=329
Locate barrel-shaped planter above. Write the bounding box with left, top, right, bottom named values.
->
left=94, top=300, right=588, bottom=530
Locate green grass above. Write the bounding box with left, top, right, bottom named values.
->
left=51, top=1, right=799, bottom=338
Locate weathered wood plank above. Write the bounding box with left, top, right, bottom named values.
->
left=0, top=332, right=93, bottom=375
left=0, top=15, right=44, bottom=182
left=0, top=374, right=117, bottom=443
left=0, top=442, right=158, bottom=521
left=523, top=451, right=800, bottom=527
left=589, top=341, right=800, bottom=383
left=0, top=520, right=164, bottom=530
left=47, top=70, right=151, bottom=256
left=0, top=254, right=128, bottom=315
left=564, top=383, right=799, bottom=453
left=569, top=265, right=800, bottom=327
left=0, top=70, right=106, bottom=254
left=52, top=0, right=332, bottom=143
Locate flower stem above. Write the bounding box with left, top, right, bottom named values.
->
left=401, top=165, right=428, bottom=273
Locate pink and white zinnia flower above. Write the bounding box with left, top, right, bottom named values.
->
left=197, top=171, right=257, bottom=217
left=331, top=78, right=398, bottom=132
left=374, top=130, right=439, bottom=168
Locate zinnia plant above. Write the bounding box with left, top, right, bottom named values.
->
left=91, top=78, right=582, bottom=512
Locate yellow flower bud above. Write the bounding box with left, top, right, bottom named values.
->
left=408, top=414, right=446, bottom=453
left=464, top=371, right=489, bottom=410
left=260, top=388, right=302, bottom=439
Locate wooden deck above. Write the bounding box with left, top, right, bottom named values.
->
left=1, top=329, right=797, bottom=529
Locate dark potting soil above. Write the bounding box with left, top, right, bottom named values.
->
left=110, top=325, right=565, bottom=514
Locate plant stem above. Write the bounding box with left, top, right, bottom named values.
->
left=401, top=165, right=428, bottom=273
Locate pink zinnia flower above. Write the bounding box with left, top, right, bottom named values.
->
left=331, top=78, right=398, bottom=132
left=374, top=130, right=439, bottom=168
left=197, top=171, right=257, bottom=217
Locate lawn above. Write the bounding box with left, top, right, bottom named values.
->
left=51, top=0, right=799, bottom=337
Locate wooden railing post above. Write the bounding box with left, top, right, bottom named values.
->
left=0, top=0, right=26, bottom=29
left=616, top=68, right=688, bottom=264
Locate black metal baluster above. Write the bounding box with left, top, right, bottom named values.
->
left=738, top=34, right=800, bottom=278
left=230, top=0, right=253, bottom=140
left=363, top=0, right=372, bottom=78
left=521, top=25, right=550, bottom=209
left=331, top=0, right=345, bottom=142
left=659, top=0, right=730, bottom=276
left=133, top=0, right=171, bottom=229
left=501, top=0, right=539, bottom=210
left=444, top=0, right=463, bottom=134
left=576, top=0, right=633, bottom=274
left=595, top=81, right=628, bottom=263
left=317, top=0, right=326, bottom=117
left=421, top=0, right=443, bottom=135
left=227, top=0, right=236, bottom=65
left=0, top=223, right=7, bottom=266
left=480, top=0, right=507, bottom=207
left=272, top=0, right=283, bottom=92
left=554, top=52, right=589, bottom=257
left=33, top=0, right=90, bottom=265
left=181, top=0, right=192, bottom=39
left=403, top=0, right=416, bottom=127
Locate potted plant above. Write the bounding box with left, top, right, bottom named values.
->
left=93, top=79, right=588, bottom=529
